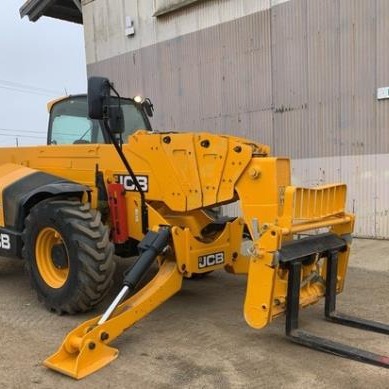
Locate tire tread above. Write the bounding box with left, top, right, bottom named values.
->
left=22, top=198, right=116, bottom=314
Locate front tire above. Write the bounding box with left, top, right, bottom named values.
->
left=22, top=199, right=115, bottom=314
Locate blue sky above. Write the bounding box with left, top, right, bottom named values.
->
left=0, top=1, right=86, bottom=146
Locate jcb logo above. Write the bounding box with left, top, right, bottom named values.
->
left=198, top=252, right=224, bottom=269
left=114, top=174, right=148, bottom=192
left=0, top=234, right=10, bottom=250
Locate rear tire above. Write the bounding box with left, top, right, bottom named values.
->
left=22, top=199, right=115, bottom=314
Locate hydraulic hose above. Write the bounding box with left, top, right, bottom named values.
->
left=98, top=228, right=170, bottom=325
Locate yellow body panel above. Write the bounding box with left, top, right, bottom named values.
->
left=0, top=163, right=37, bottom=227
left=0, top=131, right=267, bottom=240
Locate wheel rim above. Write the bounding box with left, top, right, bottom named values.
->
left=35, top=227, right=69, bottom=289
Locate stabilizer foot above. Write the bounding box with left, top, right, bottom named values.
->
left=44, top=259, right=182, bottom=379
left=44, top=341, right=118, bottom=380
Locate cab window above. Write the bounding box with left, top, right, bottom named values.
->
left=48, top=95, right=150, bottom=145
left=51, top=116, right=94, bottom=144
left=49, top=96, right=104, bottom=145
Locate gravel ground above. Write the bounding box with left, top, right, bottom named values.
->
left=0, top=238, right=388, bottom=388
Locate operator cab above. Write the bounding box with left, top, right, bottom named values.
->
left=47, top=94, right=153, bottom=145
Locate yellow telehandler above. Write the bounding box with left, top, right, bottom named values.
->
left=0, top=77, right=387, bottom=379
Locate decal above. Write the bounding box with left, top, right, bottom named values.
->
left=198, top=252, right=225, bottom=269
left=0, top=233, right=11, bottom=250
left=114, top=174, right=149, bottom=192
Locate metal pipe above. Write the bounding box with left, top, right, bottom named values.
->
left=98, top=285, right=129, bottom=325
left=282, top=216, right=352, bottom=235
left=97, top=229, right=170, bottom=325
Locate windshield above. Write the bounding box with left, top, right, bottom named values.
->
left=48, top=95, right=150, bottom=145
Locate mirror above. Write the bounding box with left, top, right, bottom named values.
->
left=108, top=106, right=124, bottom=134
left=88, top=77, right=111, bottom=119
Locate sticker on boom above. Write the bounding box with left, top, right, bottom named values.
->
left=0, top=233, right=11, bottom=250
left=198, top=252, right=224, bottom=269
left=114, top=174, right=149, bottom=192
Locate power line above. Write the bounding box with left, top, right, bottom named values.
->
left=0, top=85, right=56, bottom=97
left=0, top=128, right=46, bottom=135
left=0, top=79, right=62, bottom=95
left=0, top=133, right=46, bottom=139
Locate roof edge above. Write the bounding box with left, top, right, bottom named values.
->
left=20, top=0, right=83, bottom=24
left=20, top=0, right=52, bottom=21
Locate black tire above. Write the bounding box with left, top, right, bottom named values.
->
left=22, top=199, right=115, bottom=314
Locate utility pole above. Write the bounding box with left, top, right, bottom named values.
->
left=16, top=137, right=19, bottom=147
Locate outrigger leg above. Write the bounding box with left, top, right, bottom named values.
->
left=280, top=234, right=389, bottom=368
left=44, top=228, right=183, bottom=379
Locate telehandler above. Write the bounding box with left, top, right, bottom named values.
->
left=0, top=77, right=387, bottom=379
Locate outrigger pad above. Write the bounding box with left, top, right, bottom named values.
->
left=44, top=338, right=119, bottom=380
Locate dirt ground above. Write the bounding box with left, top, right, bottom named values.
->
left=0, top=238, right=388, bottom=388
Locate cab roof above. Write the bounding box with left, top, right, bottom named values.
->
left=47, top=95, right=76, bottom=113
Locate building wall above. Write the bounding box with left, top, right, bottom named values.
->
left=84, top=0, right=389, bottom=238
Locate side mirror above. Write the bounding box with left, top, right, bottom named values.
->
left=108, top=106, right=124, bottom=134
left=88, top=77, right=111, bottom=119
left=88, top=77, right=124, bottom=134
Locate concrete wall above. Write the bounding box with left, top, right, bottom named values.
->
left=82, top=0, right=290, bottom=64
left=83, top=0, right=389, bottom=238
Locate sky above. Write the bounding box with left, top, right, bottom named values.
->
left=0, top=1, right=87, bottom=146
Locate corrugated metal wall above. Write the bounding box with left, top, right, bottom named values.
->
left=87, top=8, right=274, bottom=141
left=87, top=0, right=389, bottom=238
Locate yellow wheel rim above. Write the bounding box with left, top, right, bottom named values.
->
left=35, top=227, right=69, bottom=289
